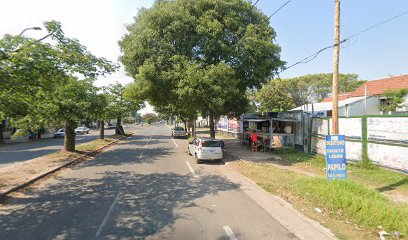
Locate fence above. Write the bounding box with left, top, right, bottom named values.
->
left=311, top=115, right=408, bottom=172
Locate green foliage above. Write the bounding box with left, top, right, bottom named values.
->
left=256, top=73, right=366, bottom=112
left=104, top=82, right=143, bottom=120
left=142, top=113, right=158, bottom=124
left=379, top=88, right=408, bottom=112
left=0, top=20, right=116, bottom=134
left=119, top=0, right=284, bottom=122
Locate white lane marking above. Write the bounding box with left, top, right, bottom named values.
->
left=171, top=138, right=179, bottom=148
left=95, top=193, right=120, bottom=238
left=144, top=135, right=152, bottom=148
left=223, top=225, right=238, bottom=240
left=185, top=161, right=198, bottom=178
left=138, top=135, right=152, bottom=159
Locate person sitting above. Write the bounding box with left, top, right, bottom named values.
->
left=272, top=123, right=281, bottom=133
left=250, top=130, right=262, bottom=152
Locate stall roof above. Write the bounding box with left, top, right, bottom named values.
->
left=240, top=118, right=270, bottom=122
left=271, top=118, right=299, bottom=122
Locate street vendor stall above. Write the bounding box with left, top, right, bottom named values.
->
left=240, top=113, right=275, bottom=151
left=240, top=111, right=305, bottom=152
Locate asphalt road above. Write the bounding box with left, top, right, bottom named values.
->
left=0, top=127, right=124, bottom=169
left=0, top=123, right=298, bottom=240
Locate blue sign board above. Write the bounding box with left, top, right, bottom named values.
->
left=325, top=135, right=347, bottom=180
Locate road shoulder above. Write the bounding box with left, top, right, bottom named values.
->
left=219, top=162, right=337, bottom=240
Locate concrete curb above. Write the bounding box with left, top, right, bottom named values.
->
left=0, top=134, right=132, bottom=199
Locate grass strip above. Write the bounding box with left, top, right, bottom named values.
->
left=75, top=138, right=115, bottom=152
left=231, top=162, right=408, bottom=238
left=272, top=148, right=408, bottom=192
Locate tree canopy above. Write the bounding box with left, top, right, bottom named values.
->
left=119, top=0, right=284, bottom=136
left=0, top=20, right=116, bottom=149
left=256, top=73, right=366, bottom=112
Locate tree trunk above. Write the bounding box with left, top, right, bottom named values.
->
left=209, top=110, right=215, bottom=138
left=115, top=117, right=125, bottom=135
left=183, top=120, right=187, bottom=132
left=100, top=120, right=105, bottom=139
left=0, top=121, right=4, bottom=144
left=64, top=120, right=76, bottom=152
left=192, top=117, right=196, bottom=138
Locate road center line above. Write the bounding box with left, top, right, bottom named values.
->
left=144, top=135, right=152, bottom=148
left=185, top=161, right=198, bottom=178
left=95, top=192, right=121, bottom=238
left=171, top=138, right=179, bottom=148
left=223, top=225, right=238, bottom=240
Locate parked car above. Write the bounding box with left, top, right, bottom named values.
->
left=75, top=126, right=90, bottom=134
left=171, top=127, right=186, bottom=138
left=53, top=128, right=65, bottom=138
left=188, top=137, right=224, bottom=163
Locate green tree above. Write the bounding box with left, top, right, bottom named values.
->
left=143, top=113, right=158, bottom=124
left=104, top=82, right=143, bottom=135
left=119, top=0, right=284, bottom=137
left=256, top=73, right=365, bottom=112
left=49, top=78, right=101, bottom=151
left=0, top=20, right=115, bottom=147
left=380, top=89, right=408, bottom=112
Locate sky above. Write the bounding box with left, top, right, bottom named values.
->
left=1, top=0, right=408, bottom=112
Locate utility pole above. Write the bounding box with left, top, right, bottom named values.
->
left=331, top=0, right=341, bottom=134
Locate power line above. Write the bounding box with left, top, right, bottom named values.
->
left=279, top=9, right=408, bottom=74
left=344, top=10, right=408, bottom=40
left=268, top=0, right=293, bottom=20
left=252, top=0, right=260, bottom=7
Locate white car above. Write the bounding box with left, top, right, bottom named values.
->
left=75, top=126, right=90, bottom=134
left=188, top=137, right=224, bottom=164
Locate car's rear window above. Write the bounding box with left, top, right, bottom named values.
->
left=202, top=140, right=221, bottom=147
left=174, top=127, right=184, bottom=131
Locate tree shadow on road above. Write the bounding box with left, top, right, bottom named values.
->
left=0, top=167, right=239, bottom=240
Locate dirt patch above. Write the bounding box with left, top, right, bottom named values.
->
left=0, top=137, right=126, bottom=198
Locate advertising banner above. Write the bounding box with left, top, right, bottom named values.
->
left=325, top=135, right=347, bottom=180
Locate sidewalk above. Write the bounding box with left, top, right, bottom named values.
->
left=222, top=138, right=320, bottom=177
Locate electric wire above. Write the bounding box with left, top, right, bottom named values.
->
left=268, top=0, right=293, bottom=19
left=279, top=9, right=408, bottom=74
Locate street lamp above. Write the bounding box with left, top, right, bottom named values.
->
left=18, top=26, right=42, bottom=36
left=0, top=26, right=42, bottom=60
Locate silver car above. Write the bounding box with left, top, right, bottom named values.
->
left=53, top=129, right=65, bottom=138
left=171, top=127, right=186, bottom=138
left=188, top=137, right=223, bottom=164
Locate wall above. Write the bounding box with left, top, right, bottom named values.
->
left=346, top=97, right=381, bottom=116
left=311, top=116, right=408, bottom=172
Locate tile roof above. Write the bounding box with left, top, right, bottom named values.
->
left=321, top=74, right=408, bottom=102
left=351, top=74, right=408, bottom=97
left=321, top=93, right=351, bottom=103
